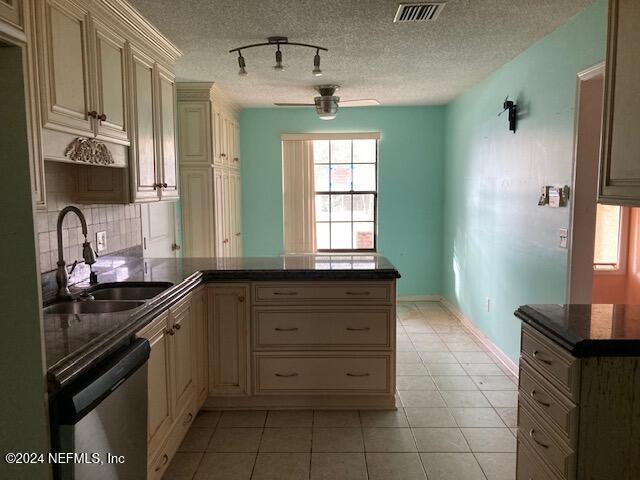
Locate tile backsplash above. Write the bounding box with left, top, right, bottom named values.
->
left=36, top=162, right=142, bottom=273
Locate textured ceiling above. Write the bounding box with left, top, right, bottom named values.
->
left=128, top=0, right=594, bottom=107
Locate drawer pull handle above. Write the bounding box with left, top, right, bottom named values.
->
left=529, top=429, right=549, bottom=449
left=155, top=454, right=168, bottom=472
left=346, top=327, right=370, bottom=331
left=183, top=412, right=193, bottom=426
left=275, top=327, right=299, bottom=331
left=275, top=372, right=299, bottom=377
left=273, top=291, right=298, bottom=296
left=530, top=390, right=550, bottom=407
left=532, top=350, right=553, bottom=365
left=346, top=372, right=370, bottom=377
left=345, top=291, right=370, bottom=296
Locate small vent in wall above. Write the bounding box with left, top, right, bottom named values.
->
left=393, top=2, right=446, bottom=22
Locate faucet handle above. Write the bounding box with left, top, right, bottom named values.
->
left=67, top=260, right=78, bottom=275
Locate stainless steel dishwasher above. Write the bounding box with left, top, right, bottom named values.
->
left=50, top=338, right=150, bottom=480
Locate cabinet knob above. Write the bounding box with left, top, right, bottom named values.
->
left=98, top=113, right=107, bottom=121
left=221, top=153, right=227, bottom=157
left=174, top=323, right=181, bottom=330
left=182, top=412, right=193, bottom=426
left=223, top=238, right=229, bottom=244
left=238, top=296, right=245, bottom=303
left=162, top=182, right=168, bottom=188
left=165, top=328, right=175, bottom=336
left=87, top=110, right=98, bottom=118
left=154, top=454, right=168, bottom=472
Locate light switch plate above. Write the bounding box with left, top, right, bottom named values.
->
left=96, top=231, right=107, bottom=253
left=559, top=228, right=568, bottom=249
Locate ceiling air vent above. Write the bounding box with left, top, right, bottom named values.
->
left=393, top=2, right=446, bottom=22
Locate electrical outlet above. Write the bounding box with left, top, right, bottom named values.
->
left=96, top=231, right=107, bottom=253
left=486, top=298, right=491, bottom=313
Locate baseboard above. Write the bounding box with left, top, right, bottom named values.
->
left=397, top=294, right=443, bottom=302
left=439, top=298, right=519, bottom=377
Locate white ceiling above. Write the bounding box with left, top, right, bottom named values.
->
left=128, top=0, right=594, bottom=107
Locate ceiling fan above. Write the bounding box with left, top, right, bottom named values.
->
left=274, top=85, right=379, bottom=120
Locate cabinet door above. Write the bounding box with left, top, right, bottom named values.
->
left=221, top=114, right=230, bottom=165
left=191, top=287, right=208, bottom=406
left=178, top=102, right=211, bottom=165
left=138, top=311, right=172, bottom=458
left=93, top=20, right=128, bottom=144
left=233, top=172, right=242, bottom=256
left=129, top=47, right=159, bottom=201
left=599, top=0, right=640, bottom=205
left=38, top=0, right=93, bottom=135
left=213, top=167, right=228, bottom=257
left=170, top=298, right=195, bottom=416
left=228, top=171, right=242, bottom=256
left=222, top=170, right=232, bottom=257
left=180, top=166, right=214, bottom=257
left=212, top=107, right=223, bottom=165
left=233, top=121, right=240, bottom=167
left=157, top=67, right=178, bottom=200
left=208, top=284, right=250, bottom=395
left=0, top=0, right=23, bottom=30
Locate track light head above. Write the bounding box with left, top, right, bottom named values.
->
left=312, top=50, right=322, bottom=76
left=273, top=46, right=285, bottom=71
left=237, top=52, right=247, bottom=76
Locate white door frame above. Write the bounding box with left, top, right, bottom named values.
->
left=566, top=62, right=605, bottom=303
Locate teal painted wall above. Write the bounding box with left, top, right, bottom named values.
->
left=442, top=0, right=608, bottom=362
left=240, top=106, right=446, bottom=296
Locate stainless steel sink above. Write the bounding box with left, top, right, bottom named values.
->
left=43, top=300, right=145, bottom=315
left=89, top=282, right=173, bottom=301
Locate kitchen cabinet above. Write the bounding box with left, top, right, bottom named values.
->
left=156, top=66, right=178, bottom=200
left=208, top=284, right=250, bottom=395
left=599, top=0, right=640, bottom=205
left=177, top=82, right=242, bottom=257
left=192, top=286, right=208, bottom=407
left=0, top=0, right=23, bottom=32
left=169, top=297, right=195, bottom=418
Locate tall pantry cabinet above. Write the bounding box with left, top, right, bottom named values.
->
left=177, top=82, right=242, bottom=258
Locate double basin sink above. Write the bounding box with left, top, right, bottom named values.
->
left=43, top=282, right=174, bottom=315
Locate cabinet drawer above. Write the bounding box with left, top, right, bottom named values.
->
left=517, top=440, right=561, bottom=480
left=253, top=282, right=393, bottom=305
left=254, top=353, right=392, bottom=394
left=521, top=325, right=579, bottom=401
left=253, top=306, right=393, bottom=349
left=519, top=361, right=578, bottom=445
left=518, top=401, right=575, bottom=479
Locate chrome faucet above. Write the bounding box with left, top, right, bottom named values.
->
left=56, top=206, right=97, bottom=300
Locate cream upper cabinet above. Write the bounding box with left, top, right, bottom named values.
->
left=0, top=0, right=23, bottom=31
left=129, top=46, right=158, bottom=201
left=92, top=18, right=128, bottom=144
left=208, top=284, right=250, bottom=395
left=157, top=66, right=178, bottom=200
left=37, top=0, right=93, bottom=135
left=212, top=107, right=223, bottom=165
left=599, top=0, right=640, bottom=205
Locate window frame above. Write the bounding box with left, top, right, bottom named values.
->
left=314, top=139, right=378, bottom=253
left=593, top=205, right=629, bottom=275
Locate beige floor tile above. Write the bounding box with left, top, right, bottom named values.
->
left=476, top=452, right=516, bottom=480
left=419, top=352, right=459, bottom=364
left=449, top=408, right=505, bottom=427
left=420, top=452, right=486, bottom=480
left=413, top=341, right=449, bottom=352
left=483, top=391, right=518, bottom=408
left=404, top=324, right=435, bottom=334
left=461, top=428, right=516, bottom=452
left=398, top=390, right=446, bottom=407
left=251, top=453, right=310, bottom=480
left=494, top=408, right=517, bottom=428
left=405, top=408, right=457, bottom=428
left=365, top=452, right=427, bottom=480
left=194, top=452, right=256, bottom=480
left=191, top=411, right=221, bottom=428
left=207, top=428, right=263, bottom=452
left=409, top=333, right=441, bottom=343
left=397, top=351, right=423, bottom=363
left=397, top=363, right=429, bottom=376
left=441, top=391, right=491, bottom=408
left=445, top=342, right=485, bottom=352
left=434, top=375, right=478, bottom=391
left=471, top=375, right=517, bottom=391
left=397, top=340, right=418, bottom=352
left=259, top=427, right=312, bottom=452
left=438, top=333, right=475, bottom=343
left=396, top=375, right=437, bottom=390
left=310, top=453, right=368, bottom=480
left=178, top=428, right=214, bottom=452
left=363, top=428, right=417, bottom=452
left=413, top=427, right=470, bottom=452
left=164, top=452, right=203, bottom=479
left=218, top=410, right=267, bottom=428
left=431, top=325, right=465, bottom=334
left=453, top=352, right=495, bottom=364
left=313, top=410, right=361, bottom=427
left=312, top=427, right=364, bottom=452
left=360, top=408, right=409, bottom=427
left=265, top=410, right=313, bottom=427
left=425, top=363, right=467, bottom=376
left=462, top=363, right=506, bottom=376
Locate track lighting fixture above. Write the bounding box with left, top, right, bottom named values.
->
left=229, top=37, right=328, bottom=77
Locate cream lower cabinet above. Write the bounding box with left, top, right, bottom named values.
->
left=192, top=286, right=209, bottom=406
left=137, top=290, right=206, bottom=479
left=208, top=284, right=250, bottom=395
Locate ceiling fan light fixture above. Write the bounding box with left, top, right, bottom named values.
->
left=237, top=52, right=247, bottom=76
left=312, top=50, right=322, bottom=76
left=315, top=95, right=339, bottom=120
left=273, top=47, right=285, bottom=71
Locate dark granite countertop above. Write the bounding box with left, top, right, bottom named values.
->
left=44, top=253, right=400, bottom=394
left=515, top=304, right=640, bottom=356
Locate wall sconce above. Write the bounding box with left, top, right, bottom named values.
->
left=499, top=97, right=517, bottom=133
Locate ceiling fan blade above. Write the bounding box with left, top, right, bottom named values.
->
left=341, top=99, right=380, bottom=107
left=274, top=103, right=315, bottom=107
